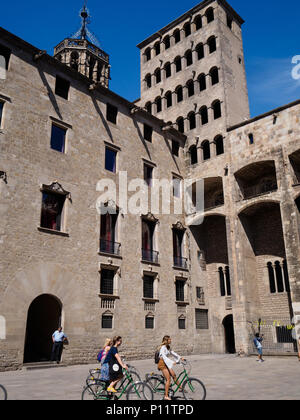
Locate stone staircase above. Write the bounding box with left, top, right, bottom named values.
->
left=23, top=361, right=66, bottom=371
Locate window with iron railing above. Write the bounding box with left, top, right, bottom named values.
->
left=142, top=219, right=158, bottom=263
left=100, top=212, right=120, bottom=256
left=173, top=229, right=187, bottom=268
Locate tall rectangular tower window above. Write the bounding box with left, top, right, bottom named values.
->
left=50, top=124, right=67, bottom=153
left=100, top=269, right=115, bottom=295
left=55, top=76, right=70, bottom=100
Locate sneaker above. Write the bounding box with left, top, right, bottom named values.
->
left=107, top=387, right=117, bottom=393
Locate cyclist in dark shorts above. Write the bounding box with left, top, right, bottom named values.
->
left=104, top=336, right=128, bottom=393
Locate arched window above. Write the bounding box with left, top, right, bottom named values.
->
left=165, top=91, right=172, bottom=108
left=174, top=56, right=182, bottom=73
left=174, top=29, right=181, bottom=44
left=268, top=261, right=290, bottom=294
left=176, top=86, right=183, bottom=103
left=155, top=97, right=162, bottom=113
left=188, top=112, right=196, bottom=130
left=208, top=36, right=217, bottom=54
left=154, top=41, right=161, bottom=56
left=145, top=74, right=152, bottom=89
left=202, top=140, right=210, bottom=161
left=184, top=22, right=191, bottom=37
left=212, top=100, right=222, bottom=119
left=145, top=102, right=152, bottom=114
left=200, top=106, right=208, bottom=125
left=163, top=35, right=170, bottom=50
left=164, top=62, right=171, bottom=78
left=206, top=7, right=214, bottom=23
left=187, top=80, right=194, bottom=97
left=196, top=43, right=204, bottom=60
left=215, top=135, right=224, bottom=155
left=144, top=48, right=151, bottom=62
left=189, top=145, right=198, bottom=165
left=185, top=50, right=193, bottom=67
left=198, top=74, right=206, bottom=92
left=210, top=67, right=219, bottom=85
left=177, top=117, right=185, bottom=133
left=194, top=15, right=202, bottom=30
left=154, top=68, right=161, bottom=84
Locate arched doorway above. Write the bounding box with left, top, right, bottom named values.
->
left=223, top=315, right=236, bottom=354
left=23, top=294, right=62, bottom=363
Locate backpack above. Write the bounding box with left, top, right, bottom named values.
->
left=97, top=349, right=104, bottom=363
left=154, top=350, right=160, bottom=364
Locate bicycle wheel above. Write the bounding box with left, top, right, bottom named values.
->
left=126, top=381, right=153, bottom=401
left=182, top=377, right=206, bottom=400
left=127, top=370, right=141, bottom=384
left=0, top=385, right=7, bottom=400
left=81, top=382, right=108, bottom=400
left=127, top=365, right=141, bottom=380
left=145, top=375, right=165, bottom=400
left=86, top=369, right=101, bottom=386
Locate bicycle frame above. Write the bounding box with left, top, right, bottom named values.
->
left=93, top=369, right=140, bottom=400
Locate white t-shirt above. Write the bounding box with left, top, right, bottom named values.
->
left=159, top=345, right=180, bottom=370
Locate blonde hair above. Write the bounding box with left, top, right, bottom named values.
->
left=103, top=338, right=112, bottom=348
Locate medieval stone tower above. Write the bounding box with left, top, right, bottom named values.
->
left=53, top=3, right=110, bottom=87
left=137, top=0, right=250, bottom=163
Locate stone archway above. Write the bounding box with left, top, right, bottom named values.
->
left=223, top=315, right=236, bottom=354
left=23, top=294, right=62, bottom=363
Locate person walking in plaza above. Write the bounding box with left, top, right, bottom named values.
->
left=253, top=333, right=264, bottom=363
left=103, top=336, right=128, bottom=393
left=157, top=335, right=185, bottom=400
left=51, top=326, right=68, bottom=364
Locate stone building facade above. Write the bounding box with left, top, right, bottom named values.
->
left=0, top=0, right=299, bottom=370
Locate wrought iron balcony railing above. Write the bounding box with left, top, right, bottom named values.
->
left=173, top=256, right=188, bottom=269
left=142, top=249, right=159, bottom=264
left=100, top=239, right=121, bottom=256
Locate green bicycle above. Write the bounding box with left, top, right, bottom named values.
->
left=145, top=360, right=206, bottom=400
left=85, top=358, right=141, bottom=387
left=82, top=368, right=153, bottom=400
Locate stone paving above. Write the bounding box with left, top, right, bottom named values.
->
left=0, top=354, right=299, bottom=400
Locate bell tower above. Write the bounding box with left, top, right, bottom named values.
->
left=53, top=2, right=110, bottom=88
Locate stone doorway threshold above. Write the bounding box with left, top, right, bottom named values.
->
left=22, top=361, right=66, bottom=371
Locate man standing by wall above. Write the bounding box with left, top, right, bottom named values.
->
left=51, top=327, right=68, bottom=364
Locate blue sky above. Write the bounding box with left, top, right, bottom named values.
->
left=1, top=0, right=299, bottom=117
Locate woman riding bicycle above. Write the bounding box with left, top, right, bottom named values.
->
left=157, top=335, right=185, bottom=400
left=103, top=336, right=128, bottom=394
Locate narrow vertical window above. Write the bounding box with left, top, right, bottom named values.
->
left=268, top=262, right=276, bottom=294
left=208, top=36, right=217, bottom=54
left=144, top=163, right=153, bottom=187
left=185, top=50, right=193, bottom=67
left=176, top=86, right=183, bottom=103
left=165, top=62, right=171, bottom=78
left=202, top=140, right=210, bottom=161
left=184, top=22, right=191, bottom=37
left=106, top=103, right=118, bottom=124
left=174, top=29, right=181, bottom=44
left=100, top=269, right=115, bottom=295
left=55, top=76, right=70, bottom=100
left=206, top=7, right=214, bottom=23
left=163, top=35, right=170, bottom=50
left=0, top=44, right=11, bottom=70
left=200, top=107, right=208, bottom=125
left=175, top=56, right=182, bottom=72
left=0, top=101, right=4, bottom=128
left=188, top=112, right=196, bottom=130
left=177, top=117, right=184, bottom=134
left=187, top=80, right=195, bottom=97
left=210, top=67, right=219, bottom=85
left=215, top=135, right=224, bottom=156
left=198, top=74, right=206, bottom=92
left=190, top=145, right=198, bottom=165
left=40, top=191, right=66, bottom=232
left=219, top=267, right=226, bottom=296
left=172, top=141, right=180, bottom=157
left=144, top=124, right=153, bottom=142
left=155, top=97, right=162, bottom=113
left=196, top=44, right=204, bottom=60
left=195, top=15, right=202, bottom=30
left=213, top=100, right=222, bottom=119
left=50, top=124, right=67, bottom=153
left=105, top=147, right=117, bottom=173
left=166, top=91, right=172, bottom=108
left=143, top=275, right=154, bottom=299
left=176, top=280, right=185, bottom=302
